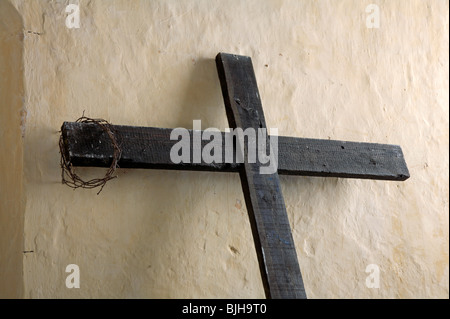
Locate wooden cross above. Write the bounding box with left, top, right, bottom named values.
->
left=60, top=53, right=409, bottom=299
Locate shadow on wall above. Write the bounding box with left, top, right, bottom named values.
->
left=0, top=1, right=24, bottom=298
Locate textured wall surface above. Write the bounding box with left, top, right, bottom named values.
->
left=0, top=0, right=24, bottom=298
left=2, top=0, right=448, bottom=298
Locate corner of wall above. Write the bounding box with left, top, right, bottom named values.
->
left=0, top=0, right=25, bottom=299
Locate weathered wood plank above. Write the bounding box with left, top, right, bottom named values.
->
left=216, top=52, right=306, bottom=299
left=61, top=122, right=409, bottom=181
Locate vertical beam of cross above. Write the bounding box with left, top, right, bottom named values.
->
left=216, top=53, right=307, bottom=299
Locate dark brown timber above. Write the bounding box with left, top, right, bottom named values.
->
left=216, top=52, right=306, bottom=298
left=61, top=122, right=409, bottom=181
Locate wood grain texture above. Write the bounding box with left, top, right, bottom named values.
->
left=216, top=52, right=306, bottom=299
left=61, top=122, right=410, bottom=181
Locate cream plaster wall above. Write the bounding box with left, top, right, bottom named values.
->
left=1, top=0, right=448, bottom=298
left=0, top=0, right=24, bottom=298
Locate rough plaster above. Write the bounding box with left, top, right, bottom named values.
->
left=1, top=0, right=448, bottom=298
left=0, top=0, right=24, bottom=298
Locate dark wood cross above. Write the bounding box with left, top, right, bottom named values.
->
left=60, top=53, right=409, bottom=299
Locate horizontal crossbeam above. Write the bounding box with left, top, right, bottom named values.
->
left=61, top=122, right=409, bottom=181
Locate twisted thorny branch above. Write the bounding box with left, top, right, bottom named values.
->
left=59, top=114, right=122, bottom=194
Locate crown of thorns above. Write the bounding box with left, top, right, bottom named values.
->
left=59, top=115, right=121, bottom=194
